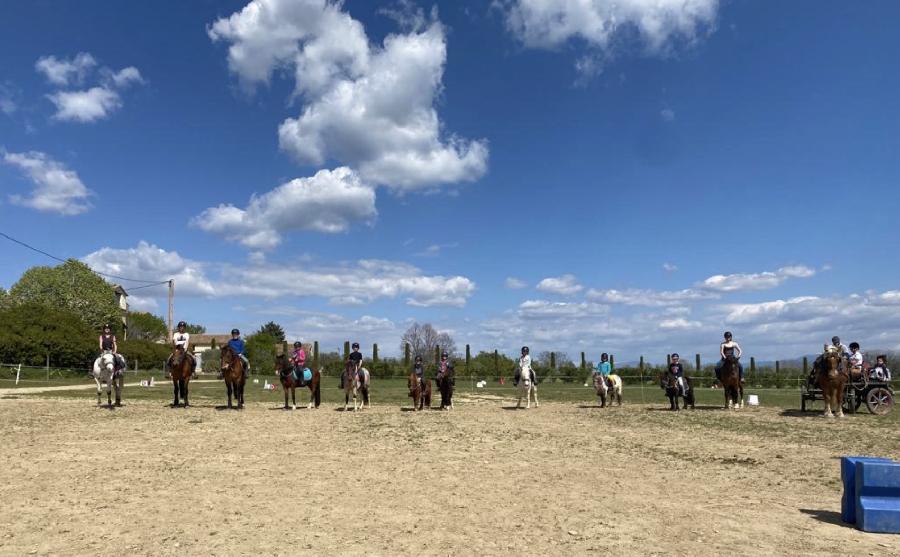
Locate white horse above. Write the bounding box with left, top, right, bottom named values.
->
left=516, top=362, right=539, bottom=409
left=591, top=373, right=623, bottom=407
left=91, top=351, right=123, bottom=406
left=343, top=363, right=371, bottom=412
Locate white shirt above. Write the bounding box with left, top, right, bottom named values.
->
left=849, top=351, right=863, bottom=367
left=519, top=355, right=532, bottom=371
left=173, top=332, right=191, bottom=350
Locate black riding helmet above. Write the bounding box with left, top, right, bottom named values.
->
left=724, top=331, right=733, bottom=339
left=521, top=346, right=529, bottom=355
left=601, top=352, right=609, bottom=361
left=849, top=342, right=860, bottom=350
left=414, top=355, right=422, bottom=362
left=351, top=342, right=360, bottom=349
left=293, top=341, right=302, bottom=348
left=671, top=353, right=680, bottom=359
left=441, top=351, right=448, bottom=358
left=231, top=328, right=240, bottom=335
left=832, top=336, right=841, bottom=344
left=177, top=321, right=186, bottom=328
left=102, top=323, right=111, bottom=331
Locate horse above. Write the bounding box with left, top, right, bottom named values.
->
left=342, top=360, right=370, bottom=411
left=91, top=351, right=123, bottom=407
left=436, top=367, right=455, bottom=410
left=817, top=346, right=848, bottom=418
left=220, top=344, right=246, bottom=410
left=593, top=373, right=623, bottom=407
left=660, top=370, right=694, bottom=411
left=720, top=354, right=743, bottom=410
left=274, top=354, right=321, bottom=410
left=515, top=363, right=538, bottom=409
left=408, top=373, right=432, bottom=411
left=167, top=346, right=193, bottom=407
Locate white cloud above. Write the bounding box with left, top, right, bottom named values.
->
left=518, top=299, right=608, bottom=319
left=0, top=83, right=17, bottom=115
left=192, top=167, right=376, bottom=249
left=36, top=53, right=144, bottom=123
left=660, top=108, right=675, bottom=122
left=502, top=0, right=718, bottom=80
left=698, top=265, right=817, bottom=292
left=662, top=262, right=678, bottom=272
left=658, top=317, right=701, bottom=330
left=83, top=243, right=476, bottom=308
left=126, top=295, right=160, bottom=312
left=505, top=277, right=527, bottom=289
left=536, top=274, right=583, bottom=295
left=209, top=0, right=488, bottom=190
left=47, top=87, right=122, bottom=123
left=3, top=151, right=92, bottom=215
left=35, top=53, right=97, bottom=86
left=586, top=287, right=715, bottom=306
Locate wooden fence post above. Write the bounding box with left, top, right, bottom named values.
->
left=750, top=356, right=756, bottom=373
left=494, top=349, right=499, bottom=377
left=696, top=353, right=701, bottom=372
left=550, top=352, right=556, bottom=369
left=404, top=343, right=410, bottom=368
left=639, top=355, right=644, bottom=373
left=802, top=356, right=808, bottom=375
left=775, top=360, right=780, bottom=374
left=372, top=343, right=379, bottom=363
left=313, top=341, right=319, bottom=369
left=435, top=345, right=440, bottom=365
left=581, top=352, right=586, bottom=371
left=610, top=354, right=615, bottom=371
left=466, top=344, right=471, bottom=374
left=666, top=353, right=671, bottom=366
left=343, top=341, right=350, bottom=360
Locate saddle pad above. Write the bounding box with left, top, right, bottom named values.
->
left=303, top=368, right=312, bottom=382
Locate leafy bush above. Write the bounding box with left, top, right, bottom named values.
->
left=118, top=339, right=171, bottom=371
left=0, top=302, right=95, bottom=368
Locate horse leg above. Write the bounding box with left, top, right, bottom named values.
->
left=344, top=390, right=349, bottom=411
left=114, top=374, right=122, bottom=406
left=95, top=377, right=102, bottom=406
left=226, top=381, right=233, bottom=409
left=533, top=386, right=539, bottom=408
left=182, top=380, right=189, bottom=408
left=823, top=389, right=834, bottom=417
left=284, top=386, right=289, bottom=410
left=291, top=386, right=296, bottom=411
left=172, top=380, right=179, bottom=407
left=738, top=384, right=744, bottom=409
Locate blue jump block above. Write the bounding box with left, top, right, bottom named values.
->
left=856, top=461, right=900, bottom=533
left=842, top=456, right=894, bottom=524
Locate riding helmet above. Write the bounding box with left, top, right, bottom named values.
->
left=601, top=352, right=608, bottom=361
left=415, top=355, right=422, bottom=362
left=849, top=342, right=860, bottom=350
left=724, top=331, right=733, bottom=339
left=521, top=346, right=529, bottom=354
left=441, top=351, right=448, bottom=358
left=177, top=321, right=186, bottom=328
left=832, top=336, right=841, bottom=344
left=671, top=353, right=679, bottom=359
left=103, top=323, right=111, bottom=331
left=294, top=341, right=302, bottom=348
left=231, top=328, right=240, bottom=335
left=352, top=342, right=360, bottom=349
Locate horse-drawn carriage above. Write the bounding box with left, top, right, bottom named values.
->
left=801, top=376, right=894, bottom=415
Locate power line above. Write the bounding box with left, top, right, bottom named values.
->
left=0, top=231, right=167, bottom=285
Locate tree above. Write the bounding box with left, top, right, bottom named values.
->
left=0, top=287, right=9, bottom=310
left=9, top=259, right=120, bottom=330
left=245, top=332, right=278, bottom=372
left=0, top=302, right=95, bottom=368
left=256, top=321, right=286, bottom=342
left=125, top=311, right=167, bottom=342
left=184, top=322, right=206, bottom=334
left=399, top=322, right=457, bottom=359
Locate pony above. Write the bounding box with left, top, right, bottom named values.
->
left=660, top=370, right=694, bottom=411
left=435, top=365, right=455, bottom=410
left=593, top=373, right=623, bottom=407
left=817, top=346, right=848, bottom=418
left=342, top=360, right=370, bottom=411
left=720, top=354, right=743, bottom=410
left=91, top=351, right=123, bottom=407
left=220, top=344, right=246, bottom=410
left=515, top=362, right=538, bottom=409
left=408, top=373, right=432, bottom=411
left=167, top=346, right=193, bottom=407
left=274, top=354, right=321, bottom=410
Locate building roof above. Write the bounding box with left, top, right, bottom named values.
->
left=113, top=284, right=128, bottom=297
left=191, top=334, right=232, bottom=346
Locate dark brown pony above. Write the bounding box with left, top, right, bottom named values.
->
left=220, top=345, right=245, bottom=409
left=436, top=367, right=454, bottom=410
left=660, top=370, right=694, bottom=411
left=408, top=373, right=432, bottom=411
left=720, top=354, right=743, bottom=410
left=817, top=347, right=848, bottom=418
left=274, top=354, right=321, bottom=409
left=167, top=346, right=193, bottom=407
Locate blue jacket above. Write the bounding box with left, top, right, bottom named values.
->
left=228, top=338, right=245, bottom=355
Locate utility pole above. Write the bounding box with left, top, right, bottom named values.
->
left=167, top=279, right=174, bottom=342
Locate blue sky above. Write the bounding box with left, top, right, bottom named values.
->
left=2, top=0, right=899, bottom=362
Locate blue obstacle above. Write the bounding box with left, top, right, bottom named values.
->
left=855, top=460, right=900, bottom=534
left=841, top=456, right=894, bottom=524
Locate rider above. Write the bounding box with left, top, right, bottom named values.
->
left=98, top=323, right=124, bottom=373
left=871, top=355, right=891, bottom=381
left=290, top=341, right=306, bottom=371
left=715, top=331, right=744, bottom=384
left=342, top=342, right=363, bottom=388
left=438, top=351, right=455, bottom=385
left=170, top=321, right=197, bottom=377
left=669, top=353, right=687, bottom=396
left=594, top=353, right=612, bottom=389
left=412, top=354, right=425, bottom=387
left=514, top=346, right=535, bottom=386
left=224, top=328, right=250, bottom=379
left=847, top=342, right=864, bottom=381
left=831, top=336, right=850, bottom=358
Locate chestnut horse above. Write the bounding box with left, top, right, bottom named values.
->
left=274, top=354, right=321, bottom=409
left=818, top=347, right=848, bottom=418
left=660, top=370, right=694, bottom=411
left=342, top=360, right=370, bottom=411
left=436, top=367, right=454, bottom=410
left=720, top=354, right=743, bottom=410
left=408, top=373, right=432, bottom=411
left=167, top=346, right=193, bottom=407
left=220, top=345, right=246, bottom=409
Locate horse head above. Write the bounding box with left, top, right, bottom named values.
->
left=822, top=348, right=843, bottom=379
left=100, top=352, right=116, bottom=372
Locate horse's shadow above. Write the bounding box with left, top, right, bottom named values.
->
left=799, top=508, right=846, bottom=527
left=214, top=405, right=244, bottom=411
left=780, top=409, right=829, bottom=419
left=501, top=405, right=532, bottom=410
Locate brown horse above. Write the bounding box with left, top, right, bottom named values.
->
left=817, top=347, right=848, bottom=418
left=660, top=370, right=694, bottom=411
left=274, top=354, right=321, bottom=410
left=220, top=345, right=246, bottom=409
left=720, top=354, right=743, bottom=410
left=408, top=373, right=432, bottom=411
left=167, top=346, right=193, bottom=407
left=436, top=367, right=454, bottom=410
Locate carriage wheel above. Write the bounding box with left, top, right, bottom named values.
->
left=865, top=387, right=894, bottom=416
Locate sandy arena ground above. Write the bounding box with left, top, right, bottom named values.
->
left=1, top=395, right=898, bottom=556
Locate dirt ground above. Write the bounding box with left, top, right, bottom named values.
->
left=1, top=395, right=898, bottom=556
